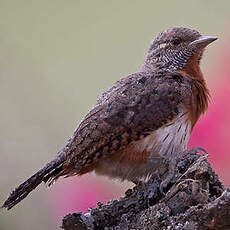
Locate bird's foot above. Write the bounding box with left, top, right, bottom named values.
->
left=189, top=147, right=208, bottom=156
left=159, top=158, right=177, bottom=196
left=164, top=178, right=208, bottom=204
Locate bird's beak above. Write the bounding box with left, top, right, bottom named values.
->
left=189, top=36, right=218, bottom=49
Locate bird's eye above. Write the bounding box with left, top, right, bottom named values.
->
left=171, top=39, right=180, bottom=46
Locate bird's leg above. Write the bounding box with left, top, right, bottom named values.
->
left=159, top=158, right=177, bottom=195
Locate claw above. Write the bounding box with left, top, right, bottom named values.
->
left=159, top=182, right=166, bottom=196
left=190, top=147, right=208, bottom=155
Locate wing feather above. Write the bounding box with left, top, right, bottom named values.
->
left=62, top=71, right=192, bottom=174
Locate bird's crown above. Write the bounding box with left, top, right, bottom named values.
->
left=142, top=27, right=217, bottom=72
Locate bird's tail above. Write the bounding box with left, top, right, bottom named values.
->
left=2, top=152, right=67, bottom=210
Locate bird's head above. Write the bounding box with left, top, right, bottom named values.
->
left=142, top=27, right=217, bottom=72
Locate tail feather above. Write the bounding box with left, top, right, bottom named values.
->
left=2, top=154, right=66, bottom=210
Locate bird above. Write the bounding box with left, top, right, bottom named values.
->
left=2, top=27, right=217, bottom=210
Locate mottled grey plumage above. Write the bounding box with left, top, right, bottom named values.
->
left=2, top=27, right=217, bottom=210
left=65, top=71, right=191, bottom=169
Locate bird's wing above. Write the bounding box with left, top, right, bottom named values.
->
left=63, top=71, right=193, bottom=174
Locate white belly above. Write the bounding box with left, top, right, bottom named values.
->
left=136, top=113, right=191, bottom=159
left=95, top=113, right=191, bottom=182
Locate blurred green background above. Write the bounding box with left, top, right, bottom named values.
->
left=1, top=1, right=230, bottom=229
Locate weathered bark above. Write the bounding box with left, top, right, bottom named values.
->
left=62, top=150, right=230, bottom=230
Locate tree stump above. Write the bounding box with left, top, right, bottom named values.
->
left=62, top=150, right=230, bottom=230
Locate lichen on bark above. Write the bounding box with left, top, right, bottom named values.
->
left=62, top=150, right=230, bottom=230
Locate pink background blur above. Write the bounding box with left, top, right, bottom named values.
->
left=1, top=1, right=230, bottom=229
